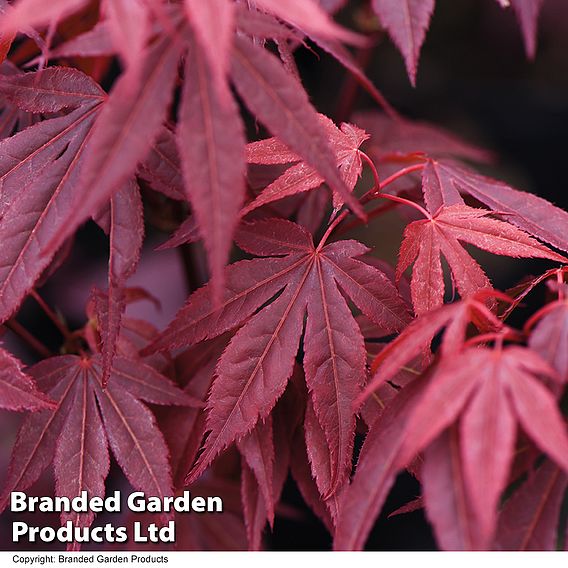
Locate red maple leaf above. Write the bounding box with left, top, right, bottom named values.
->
left=0, top=355, right=200, bottom=546
left=147, top=218, right=410, bottom=498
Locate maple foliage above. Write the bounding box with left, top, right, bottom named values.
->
left=0, top=0, right=566, bottom=554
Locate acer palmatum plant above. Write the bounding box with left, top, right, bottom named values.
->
left=0, top=0, right=567, bottom=552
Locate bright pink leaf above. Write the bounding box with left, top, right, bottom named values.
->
left=184, top=0, right=234, bottom=99
left=371, top=0, right=435, bottom=85
left=254, top=0, right=365, bottom=46
left=0, top=0, right=88, bottom=35
left=511, top=0, right=544, bottom=59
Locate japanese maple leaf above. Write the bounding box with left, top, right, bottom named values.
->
left=418, top=159, right=568, bottom=254
left=0, top=355, right=200, bottom=541
left=0, top=1, right=370, bottom=316
left=339, top=344, right=568, bottom=550
left=397, top=204, right=566, bottom=316
left=0, top=66, right=147, bottom=371
left=243, top=115, right=369, bottom=215
left=397, top=345, right=568, bottom=550
left=147, top=219, right=410, bottom=496
left=0, top=346, right=54, bottom=411
left=0, top=66, right=106, bottom=322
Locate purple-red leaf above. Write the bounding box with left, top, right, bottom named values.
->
left=495, top=460, right=568, bottom=550
left=242, top=115, right=368, bottom=214
left=397, top=204, right=565, bottom=315
left=0, top=104, right=100, bottom=322
left=427, top=160, right=568, bottom=254
left=0, top=347, right=54, bottom=412
left=178, top=37, right=245, bottom=302
left=0, top=66, right=105, bottom=113
left=54, top=371, right=109, bottom=533
left=303, top=254, right=366, bottom=495
left=529, top=302, right=568, bottom=382
left=177, top=219, right=406, bottom=492
left=0, top=354, right=192, bottom=537
left=422, top=426, right=484, bottom=550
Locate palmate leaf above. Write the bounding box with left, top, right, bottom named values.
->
left=243, top=115, right=368, bottom=214
left=397, top=346, right=568, bottom=549
left=417, top=159, right=568, bottom=254
left=397, top=204, right=566, bottom=316
left=230, top=36, right=364, bottom=219
left=343, top=344, right=568, bottom=550
left=147, top=219, right=410, bottom=497
left=0, top=67, right=105, bottom=322
left=0, top=355, right=200, bottom=539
